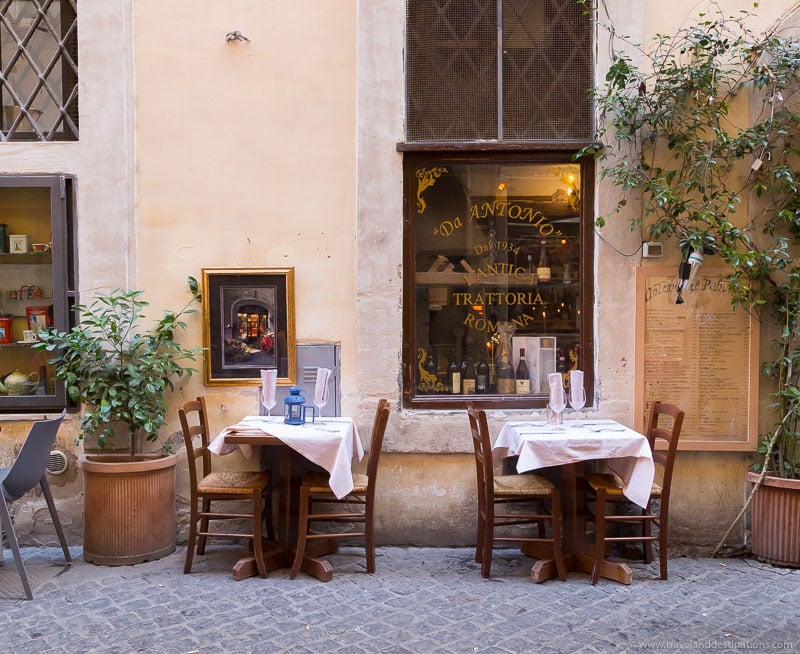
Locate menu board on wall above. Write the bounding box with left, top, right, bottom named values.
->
left=635, top=267, right=758, bottom=451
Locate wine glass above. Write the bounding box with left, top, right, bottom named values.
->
left=569, top=386, right=586, bottom=425
left=261, top=391, right=276, bottom=418
left=313, top=384, right=330, bottom=424
left=549, top=384, right=567, bottom=427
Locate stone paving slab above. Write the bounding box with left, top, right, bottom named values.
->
left=1, top=546, right=798, bottom=653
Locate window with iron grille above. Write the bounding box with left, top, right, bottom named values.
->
left=0, top=0, right=78, bottom=142
left=406, top=0, right=592, bottom=143
left=402, top=2, right=595, bottom=409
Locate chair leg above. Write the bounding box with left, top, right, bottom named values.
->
left=252, top=490, right=267, bottom=579
left=197, top=498, right=211, bottom=554
left=263, top=487, right=275, bottom=541
left=475, top=510, right=485, bottom=563
left=184, top=502, right=199, bottom=574
left=591, top=491, right=606, bottom=586
left=658, top=521, right=668, bottom=580
left=290, top=486, right=311, bottom=579
left=365, top=499, right=375, bottom=574
left=39, top=478, right=71, bottom=563
left=481, top=513, right=493, bottom=578
left=643, top=503, right=654, bottom=563
left=0, top=496, right=32, bottom=600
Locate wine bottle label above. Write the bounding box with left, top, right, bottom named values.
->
left=476, top=374, right=488, bottom=393
left=496, top=378, right=516, bottom=394
left=516, top=379, right=531, bottom=394
left=451, top=372, right=461, bottom=394
left=536, top=266, right=551, bottom=282
left=462, top=379, right=476, bottom=394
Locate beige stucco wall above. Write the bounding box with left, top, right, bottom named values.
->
left=4, top=0, right=796, bottom=551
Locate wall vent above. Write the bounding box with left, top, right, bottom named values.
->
left=46, top=450, right=68, bottom=475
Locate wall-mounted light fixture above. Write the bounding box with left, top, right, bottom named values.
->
left=675, top=249, right=703, bottom=305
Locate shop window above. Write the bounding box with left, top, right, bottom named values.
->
left=402, top=154, right=594, bottom=408
left=0, top=174, right=76, bottom=412
left=0, top=0, right=78, bottom=141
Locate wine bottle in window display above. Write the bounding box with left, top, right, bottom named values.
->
left=449, top=352, right=462, bottom=394
left=537, top=238, right=551, bottom=283
left=425, top=348, right=438, bottom=394
left=462, top=355, right=477, bottom=394
left=476, top=347, right=490, bottom=394
left=495, top=350, right=515, bottom=394
left=515, top=348, right=531, bottom=394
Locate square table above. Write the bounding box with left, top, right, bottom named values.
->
left=493, top=419, right=654, bottom=583
left=209, top=416, right=364, bottom=580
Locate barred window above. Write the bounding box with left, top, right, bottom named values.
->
left=406, top=0, right=593, bottom=143
left=0, top=0, right=78, bottom=142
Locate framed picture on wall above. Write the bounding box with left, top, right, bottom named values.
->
left=201, top=267, right=297, bottom=386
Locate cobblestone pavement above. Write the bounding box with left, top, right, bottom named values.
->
left=1, top=545, right=798, bottom=654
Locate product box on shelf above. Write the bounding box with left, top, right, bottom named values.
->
left=9, top=234, right=30, bottom=253
left=26, top=305, right=51, bottom=332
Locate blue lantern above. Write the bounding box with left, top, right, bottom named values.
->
left=284, top=386, right=309, bottom=425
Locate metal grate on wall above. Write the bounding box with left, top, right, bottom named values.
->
left=406, top=0, right=593, bottom=143
left=0, top=0, right=78, bottom=142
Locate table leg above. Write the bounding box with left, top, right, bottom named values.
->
left=523, top=463, right=633, bottom=584
left=231, top=447, right=341, bottom=582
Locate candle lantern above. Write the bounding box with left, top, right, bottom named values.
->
left=284, top=385, right=310, bottom=425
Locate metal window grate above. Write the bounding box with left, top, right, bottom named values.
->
left=0, top=0, right=78, bottom=142
left=406, top=0, right=592, bottom=143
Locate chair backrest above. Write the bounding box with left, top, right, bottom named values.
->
left=467, top=404, right=493, bottom=514
left=2, top=410, right=66, bottom=501
left=178, top=397, right=212, bottom=493
left=366, top=399, right=390, bottom=493
left=646, top=401, right=685, bottom=505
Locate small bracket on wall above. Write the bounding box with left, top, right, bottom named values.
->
left=225, top=30, right=250, bottom=43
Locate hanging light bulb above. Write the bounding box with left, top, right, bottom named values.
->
left=675, top=261, right=691, bottom=305
left=687, top=249, right=703, bottom=283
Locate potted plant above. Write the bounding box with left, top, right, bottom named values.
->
left=35, top=278, right=203, bottom=565
left=579, top=1, right=800, bottom=565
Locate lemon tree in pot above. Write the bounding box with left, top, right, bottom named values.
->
left=34, top=278, right=203, bottom=565
left=579, top=2, right=800, bottom=565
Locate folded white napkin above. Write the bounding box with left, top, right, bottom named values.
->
left=548, top=372, right=565, bottom=410
left=260, top=369, right=277, bottom=409
left=314, top=367, right=332, bottom=407
left=569, top=369, right=584, bottom=405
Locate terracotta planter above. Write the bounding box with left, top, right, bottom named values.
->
left=747, top=471, right=800, bottom=568
left=79, top=453, right=178, bottom=566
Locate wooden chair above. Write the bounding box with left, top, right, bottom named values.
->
left=584, top=401, right=685, bottom=584
left=289, top=399, right=390, bottom=580
left=178, top=397, right=274, bottom=577
left=467, top=405, right=565, bottom=580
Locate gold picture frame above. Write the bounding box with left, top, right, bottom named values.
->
left=202, top=267, right=297, bottom=386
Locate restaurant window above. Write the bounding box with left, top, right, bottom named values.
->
left=402, top=1, right=595, bottom=408
left=0, top=174, right=76, bottom=412
left=402, top=153, right=593, bottom=409
left=0, top=0, right=79, bottom=141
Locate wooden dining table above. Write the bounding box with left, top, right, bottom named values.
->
left=493, top=419, right=654, bottom=584
left=209, top=416, right=364, bottom=581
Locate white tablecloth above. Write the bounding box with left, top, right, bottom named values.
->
left=493, top=420, right=655, bottom=508
left=209, top=416, right=364, bottom=499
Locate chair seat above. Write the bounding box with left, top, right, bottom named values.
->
left=301, top=471, right=368, bottom=494
left=494, top=473, right=554, bottom=496
left=585, top=472, right=662, bottom=498
left=198, top=471, right=270, bottom=495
